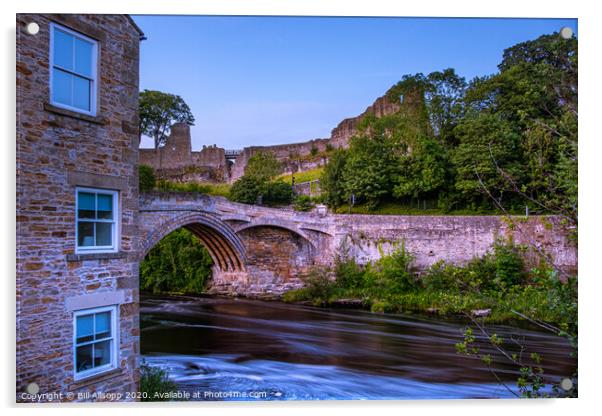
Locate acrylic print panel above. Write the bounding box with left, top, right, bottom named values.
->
left=15, top=13, right=578, bottom=403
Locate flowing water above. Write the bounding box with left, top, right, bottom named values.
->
left=140, top=294, right=576, bottom=401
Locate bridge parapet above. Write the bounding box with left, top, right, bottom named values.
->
left=138, top=193, right=577, bottom=296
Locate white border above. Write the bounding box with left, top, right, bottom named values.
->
left=6, top=1, right=602, bottom=415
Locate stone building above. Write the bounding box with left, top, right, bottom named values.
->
left=16, top=14, right=144, bottom=401
left=139, top=123, right=230, bottom=182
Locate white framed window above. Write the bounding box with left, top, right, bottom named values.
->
left=49, top=22, right=98, bottom=115
left=75, top=187, right=119, bottom=253
left=73, top=305, right=118, bottom=380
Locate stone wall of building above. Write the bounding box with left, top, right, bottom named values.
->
left=139, top=123, right=229, bottom=182
left=16, top=14, right=143, bottom=402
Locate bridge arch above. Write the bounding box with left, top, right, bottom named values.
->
left=139, top=211, right=247, bottom=272
left=233, top=219, right=317, bottom=248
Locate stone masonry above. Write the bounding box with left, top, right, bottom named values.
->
left=16, top=14, right=143, bottom=402
left=139, top=123, right=230, bottom=182
left=138, top=193, right=578, bottom=298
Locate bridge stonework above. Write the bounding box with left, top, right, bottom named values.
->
left=139, top=193, right=577, bottom=298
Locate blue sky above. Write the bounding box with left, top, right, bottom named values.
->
left=133, top=16, right=577, bottom=150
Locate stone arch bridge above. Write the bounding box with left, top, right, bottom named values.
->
left=139, top=192, right=577, bottom=297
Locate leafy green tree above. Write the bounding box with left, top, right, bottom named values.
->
left=342, top=133, right=400, bottom=209
left=424, top=69, right=467, bottom=146
left=139, top=90, right=195, bottom=168
left=264, top=180, right=293, bottom=205
left=244, top=151, right=282, bottom=181
left=393, top=135, right=449, bottom=200
left=229, top=175, right=265, bottom=204
left=452, top=112, right=525, bottom=208
left=140, top=229, right=213, bottom=294
left=320, top=148, right=348, bottom=207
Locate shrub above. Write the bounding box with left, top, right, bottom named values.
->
left=365, top=243, right=416, bottom=293
left=139, top=165, right=156, bottom=192
left=140, top=361, right=178, bottom=402
left=229, top=175, right=265, bottom=204
left=301, top=267, right=335, bottom=303
left=492, top=240, right=527, bottom=287
left=293, top=194, right=313, bottom=211
left=264, top=180, right=293, bottom=205
left=334, top=257, right=365, bottom=289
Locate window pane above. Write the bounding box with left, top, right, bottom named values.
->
left=76, top=344, right=93, bottom=372
left=74, top=37, right=93, bottom=77
left=95, top=223, right=112, bottom=247
left=97, top=194, right=113, bottom=219
left=53, top=29, right=73, bottom=70
left=72, top=76, right=91, bottom=111
left=52, top=69, right=72, bottom=106
left=78, top=222, right=95, bottom=247
left=95, top=312, right=111, bottom=339
left=94, top=340, right=111, bottom=367
left=77, top=192, right=96, bottom=219
left=76, top=314, right=94, bottom=343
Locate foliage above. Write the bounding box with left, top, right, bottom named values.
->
left=299, top=267, right=335, bottom=305
left=318, top=32, right=577, bottom=222
left=139, top=165, right=156, bottom=192
left=320, top=149, right=348, bottom=207
left=264, top=180, right=293, bottom=205
left=244, top=151, right=282, bottom=181
left=140, top=361, right=178, bottom=402
left=293, top=194, right=313, bottom=212
left=139, top=89, right=195, bottom=150
left=283, top=239, right=575, bottom=327
left=229, top=175, right=265, bottom=204
left=140, top=229, right=213, bottom=294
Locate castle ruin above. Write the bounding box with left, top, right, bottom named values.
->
left=139, top=91, right=402, bottom=182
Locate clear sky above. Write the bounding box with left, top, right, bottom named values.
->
left=132, top=15, right=577, bottom=150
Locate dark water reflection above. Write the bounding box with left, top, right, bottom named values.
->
left=140, top=294, right=576, bottom=400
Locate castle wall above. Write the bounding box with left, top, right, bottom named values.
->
left=230, top=93, right=401, bottom=181
left=140, top=124, right=229, bottom=182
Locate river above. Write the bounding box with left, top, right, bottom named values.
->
left=140, top=294, right=576, bottom=401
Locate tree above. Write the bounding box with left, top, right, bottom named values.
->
left=320, top=148, right=348, bottom=208
left=244, top=151, right=282, bottom=181
left=139, top=90, right=195, bottom=168
left=229, top=175, right=265, bottom=204
left=393, top=135, right=449, bottom=201
left=139, top=229, right=213, bottom=294
left=342, top=133, right=399, bottom=209
left=452, top=112, right=525, bottom=209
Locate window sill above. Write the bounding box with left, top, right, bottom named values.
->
left=69, top=368, right=123, bottom=390
left=44, top=103, right=107, bottom=125
left=66, top=252, right=126, bottom=262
